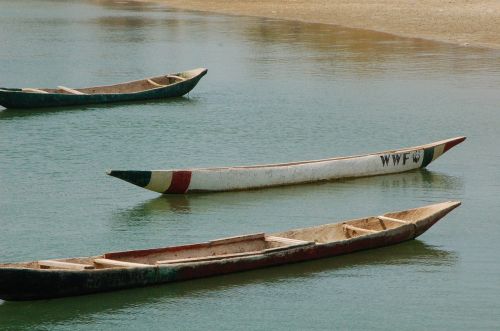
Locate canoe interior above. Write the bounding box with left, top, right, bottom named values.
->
left=0, top=202, right=456, bottom=271
left=0, top=234, right=286, bottom=270
left=0, top=215, right=412, bottom=270
left=274, top=216, right=403, bottom=243
left=24, top=75, right=186, bottom=95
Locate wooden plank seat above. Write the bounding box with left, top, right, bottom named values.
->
left=377, top=216, right=408, bottom=224
left=22, top=88, right=49, bottom=94
left=343, top=224, right=378, bottom=234
left=265, top=236, right=312, bottom=245
left=57, top=86, right=86, bottom=95
left=39, top=260, right=95, bottom=270
left=147, top=79, right=167, bottom=87
left=94, top=258, right=151, bottom=268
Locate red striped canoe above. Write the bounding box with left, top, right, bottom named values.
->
left=107, top=136, right=465, bottom=194
left=0, top=201, right=460, bottom=300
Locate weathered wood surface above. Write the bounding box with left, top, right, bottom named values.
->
left=0, top=201, right=460, bottom=301
left=93, top=259, right=150, bottom=268
left=0, top=68, right=207, bottom=109
left=57, top=86, right=86, bottom=95
left=377, top=215, right=408, bottom=224
left=21, top=88, right=48, bottom=94
left=108, top=136, right=466, bottom=194
left=343, top=224, right=378, bottom=234
left=38, top=260, right=95, bottom=270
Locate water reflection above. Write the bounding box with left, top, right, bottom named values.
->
left=0, top=105, right=99, bottom=119
left=0, top=97, right=196, bottom=120
left=340, top=169, right=464, bottom=191
left=119, top=195, right=192, bottom=222
left=213, top=13, right=500, bottom=78
left=0, top=240, right=456, bottom=329
left=115, top=169, right=463, bottom=221
left=90, top=0, right=166, bottom=12
left=92, top=15, right=160, bottom=29
left=88, top=1, right=200, bottom=34
left=239, top=18, right=500, bottom=76
left=84, top=0, right=500, bottom=83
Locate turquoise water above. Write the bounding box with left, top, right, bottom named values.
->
left=1, top=0, right=499, bottom=329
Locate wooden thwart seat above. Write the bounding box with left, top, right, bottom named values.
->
left=94, top=258, right=150, bottom=268
left=266, top=236, right=311, bottom=245
left=343, top=224, right=378, bottom=234
left=377, top=215, right=408, bottom=224
left=57, top=86, right=86, bottom=95
left=22, top=88, right=49, bottom=94
left=39, top=260, right=95, bottom=270
left=147, top=79, right=167, bottom=88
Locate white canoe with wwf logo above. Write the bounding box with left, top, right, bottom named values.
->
left=107, top=136, right=465, bottom=194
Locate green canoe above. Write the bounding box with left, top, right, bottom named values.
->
left=0, top=68, right=207, bottom=109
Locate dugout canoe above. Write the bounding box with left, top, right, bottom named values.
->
left=108, top=136, right=466, bottom=194
left=0, top=68, right=207, bottom=109
left=0, top=201, right=460, bottom=301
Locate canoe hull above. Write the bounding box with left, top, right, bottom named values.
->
left=0, top=68, right=207, bottom=109
left=0, top=266, right=161, bottom=301
left=0, top=201, right=460, bottom=301
left=0, top=228, right=413, bottom=301
left=108, top=136, right=466, bottom=194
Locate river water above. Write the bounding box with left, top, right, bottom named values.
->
left=0, top=0, right=499, bottom=329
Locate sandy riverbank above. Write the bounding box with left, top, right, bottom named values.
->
left=143, top=0, right=500, bottom=49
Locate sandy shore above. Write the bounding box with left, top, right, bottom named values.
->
left=145, top=0, right=500, bottom=49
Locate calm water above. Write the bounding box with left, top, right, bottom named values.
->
left=1, top=0, right=499, bottom=329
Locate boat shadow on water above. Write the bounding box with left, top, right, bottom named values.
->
left=0, top=240, right=456, bottom=328
left=114, top=169, right=464, bottom=222
left=0, top=96, right=198, bottom=120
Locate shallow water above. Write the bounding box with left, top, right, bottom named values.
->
left=0, top=0, right=499, bottom=329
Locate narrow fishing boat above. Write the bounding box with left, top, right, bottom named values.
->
left=0, top=201, right=460, bottom=301
left=0, top=68, right=207, bottom=109
left=107, top=136, right=465, bottom=194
